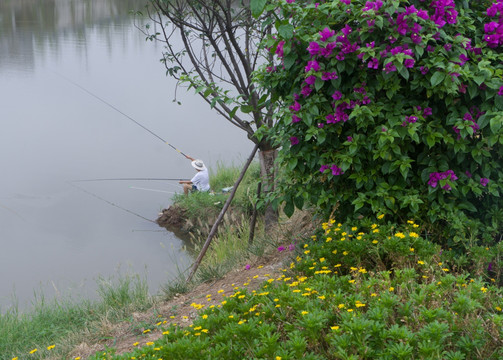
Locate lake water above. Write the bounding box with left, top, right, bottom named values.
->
left=0, top=0, right=253, bottom=310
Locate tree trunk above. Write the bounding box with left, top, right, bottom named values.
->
left=258, top=148, right=278, bottom=230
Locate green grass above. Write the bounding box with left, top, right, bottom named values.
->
left=1, top=274, right=154, bottom=360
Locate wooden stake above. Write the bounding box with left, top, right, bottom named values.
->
left=248, top=181, right=262, bottom=245
left=186, top=144, right=259, bottom=283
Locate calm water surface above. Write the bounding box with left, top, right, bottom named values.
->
left=0, top=0, right=253, bottom=310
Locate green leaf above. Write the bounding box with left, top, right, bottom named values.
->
left=490, top=115, right=503, bottom=133
left=278, top=24, right=294, bottom=40
left=241, top=105, right=254, bottom=114
left=294, top=196, right=304, bottom=210
left=399, top=66, right=409, bottom=80
left=430, top=71, right=445, bottom=87
left=315, top=77, right=324, bottom=91
left=283, top=200, right=294, bottom=217
left=284, top=53, right=296, bottom=70
left=250, top=0, right=267, bottom=18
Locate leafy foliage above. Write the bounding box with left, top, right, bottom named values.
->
left=256, top=0, right=503, bottom=246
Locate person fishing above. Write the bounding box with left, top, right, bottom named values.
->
left=179, top=155, right=210, bottom=195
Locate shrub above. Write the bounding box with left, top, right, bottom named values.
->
left=255, top=0, right=503, bottom=246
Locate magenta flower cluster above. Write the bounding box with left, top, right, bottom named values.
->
left=320, top=164, right=344, bottom=176
left=452, top=107, right=485, bottom=138
left=428, top=170, right=458, bottom=190
left=484, top=0, right=503, bottom=47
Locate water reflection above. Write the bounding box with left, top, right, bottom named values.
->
left=0, top=0, right=149, bottom=73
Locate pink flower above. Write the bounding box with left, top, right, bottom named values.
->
left=290, top=136, right=299, bottom=146
left=319, top=27, right=335, bottom=42
left=332, top=91, right=343, bottom=100
left=480, top=178, right=490, bottom=187
left=277, top=246, right=285, bottom=252
left=245, top=264, right=251, bottom=270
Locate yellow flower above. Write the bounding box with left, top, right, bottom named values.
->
left=377, top=214, right=385, bottom=219
left=372, top=229, right=380, bottom=233
left=409, top=248, right=414, bottom=252
left=351, top=227, right=358, bottom=231
left=326, top=237, right=332, bottom=242
left=442, top=268, right=449, bottom=272
left=143, top=329, right=151, bottom=334
left=318, top=295, right=326, bottom=300
left=371, top=223, right=378, bottom=229
left=331, top=326, right=340, bottom=331
left=146, top=342, right=155, bottom=346
left=276, top=357, right=282, bottom=360
left=29, top=349, right=37, bottom=354
left=202, top=314, right=208, bottom=319
left=163, top=331, right=170, bottom=335
left=301, top=311, right=309, bottom=315
left=343, top=251, right=349, bottom=256
left=409, top=232, right=419, bottom=238
left=320, top=257, right=326, bottom=262
left=12, top=358, right=18, bottom=360
left=133, top=342, right=139, bottom=346
left=496, top=306, right=502, bottom=311
left=228, top=315, right=234, bottom=319
left=389, top=287, right=394, bottom=291
left=47, top=345, right=55, bottom=350
left=417, top=260, right=425, bottom=265
left=481, top=287, right=488, bottom=293
left=258, top=265, right=263, bottom=269
left=372, top=240, right=378, bottom=244
left=356, top=303, right=366, bottom=308
left=75, top=358, right=81, bottom=360
left=371, top=293, right=377, bottom=297
left=413, top=224, right=419, bottom=228
left=347, top=309, right=354, bottom=312
left=304, top=250, right=310, bottom=254
left=338, top=304, right=345, bottom=309
left=332, top=250, right=337, bottom=254
left=349, top=280, right=356, bottom=284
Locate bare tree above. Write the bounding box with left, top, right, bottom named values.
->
left=138, top=0, right=278, bottom=226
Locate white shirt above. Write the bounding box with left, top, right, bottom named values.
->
left=191, top=169, right=210, bottom=191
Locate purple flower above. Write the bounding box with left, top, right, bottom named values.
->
left=498, top=86, right=503, bottom=96
left=332, top=91, right=343, bottom=100
left=423, top=107, right=432, bottom=117
left=465, top=170, right=472, bottom=178
left=286, top=0, right=295, bottom=3
left=420, top=66, right=429, bottom=75
left=307, top=42, right=321, bottom=57
left=292, top=114, right=301, bottom=123
left=384, top=62, right=397, bottom=74
left=305, top=75, right=317, bottom=85
left=428, top=170, right=458, bottom=189
left=347, top=136, right=353, bottom=142
left=444, top=43, right=452, bottom=52
left=290, top=136, right=299, bottom=146
left=305, top=61, right=320, bottom=72
left=404, top=58, right=415, bottom=68
left=481, top=178, right=490, bottom=187
left=458, top=54, right=469, bottom=66
left=288, top=243, right=295, bottom=251
left=368, top=57, right=379, bottom=69
left=277, top=246, right=285, bottom=252
left=411, top=33, right=422, bottom=44
left=322, top=72, right=338, bottom=80
left=331, top=164, right=344, bottom=176
left=289, top=101, right=301, bottom=112
left=320, top=165, right=330, bottom=173
left=320, top=27, right=335, bottom=42
left=301, top=85, right=313, bottom=97
left=340, top=0, right=351, bottom=4
left=245, top=264, right=251, bottom=270
left=275, top=40, right=285, bottom=58
left=341, top=24, right=352, bottom=36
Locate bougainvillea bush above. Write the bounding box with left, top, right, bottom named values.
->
left=256, top=0, right=503, bottom=246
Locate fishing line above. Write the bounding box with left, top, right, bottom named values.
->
left=68, top=181, right=155, bottom=223
left=54, top=71, right=189, bottom=158
left=129, top=186, right=178, bottom=195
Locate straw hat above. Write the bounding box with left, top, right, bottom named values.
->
left=191, top=159, right=206, bottom=171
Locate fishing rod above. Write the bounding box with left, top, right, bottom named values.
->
left=54, top=71, right=189, bottom=158
left=67, top=181, right=155, bottom=223
left=70, top=178, right=188, bottom=183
